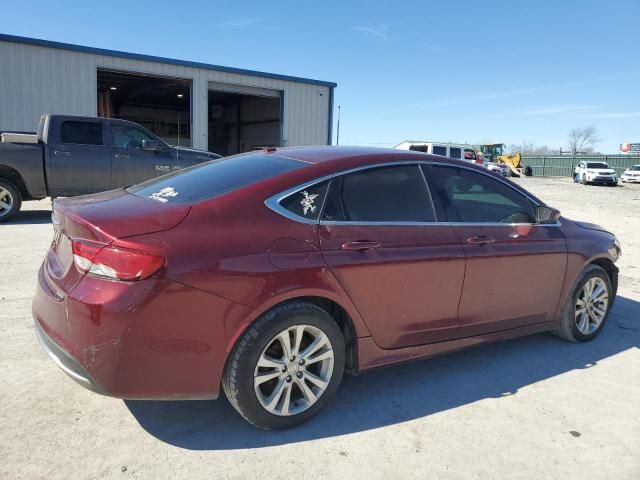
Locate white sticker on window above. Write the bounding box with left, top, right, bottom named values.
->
left=300, top=191, right=319, bottom=216
left=148, top=187, right=179, bottom=203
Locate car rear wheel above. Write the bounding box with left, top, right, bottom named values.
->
left=553, top=264, right=612, bottom=342
left=223, top=301, right=345, bottom=430
left=0, top=180, right=21, bottom=223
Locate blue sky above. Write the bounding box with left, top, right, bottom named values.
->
left=4, top=0, right=639, bottom=152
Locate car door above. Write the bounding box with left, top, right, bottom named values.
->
left=319, top=163, right=466, bottom=349
left=48, top=119, right=112, bottom=196
left=109, top=123, right=173, bottom=188
left=424, top=164, right=567, bottom=336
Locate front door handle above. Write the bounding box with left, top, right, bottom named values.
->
left=341, top=241, right=382, bottom=251
left=54, top=150, right=70, bottom=156
left=114, top=153, right=130, bottom=159
left=466, top=235, right=496, bottom=246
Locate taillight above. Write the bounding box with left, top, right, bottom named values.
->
left=72, top=240, right=165, bottom=281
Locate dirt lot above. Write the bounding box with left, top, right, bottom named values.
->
left=1, top=177, right=638, bottom=480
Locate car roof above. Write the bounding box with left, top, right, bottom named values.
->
left=244, top=146, right=494, bottom=185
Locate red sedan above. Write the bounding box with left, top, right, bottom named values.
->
left=33, top=147, right=620, bottom=429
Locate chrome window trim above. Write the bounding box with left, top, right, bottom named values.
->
left=264, top=160, right=561, bottom=227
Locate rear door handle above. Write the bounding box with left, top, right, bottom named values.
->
left=114, top=153, right=130, bottom=159
left=54, top=150, right=70, bottom=156
left=341, top=241, right=382, bottom=251
left=466, top=236, right=495, bottom=245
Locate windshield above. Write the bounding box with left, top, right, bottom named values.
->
left=630, top=165, right=640, bottom=171
left=128, top=154, right=304, bottom=204
left=586, top=162, right=610, bottom=169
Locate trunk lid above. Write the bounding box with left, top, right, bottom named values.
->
left=44, top=189, right=189, bottom=296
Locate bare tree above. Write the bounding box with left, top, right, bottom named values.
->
left=507, top=141, right=560, bottom=155
left=568, top=126, right=601, bottom=155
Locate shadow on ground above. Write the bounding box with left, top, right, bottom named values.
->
left=126, top=296, right=639, bottom=450
left=6, top=209, right=51, bottom=225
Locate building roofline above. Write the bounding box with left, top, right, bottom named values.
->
left=0, top=33, right=338, bottom=88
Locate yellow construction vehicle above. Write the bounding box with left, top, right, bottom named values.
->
left=479, top=143, right=523, bottom=177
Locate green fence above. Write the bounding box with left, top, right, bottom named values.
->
left=521, top=155, right=639, bottom=177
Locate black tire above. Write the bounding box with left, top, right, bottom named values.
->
left=553, top=264, right=612, bottom=342
left=222, top=301, right=345, bottom=430
left=524, top=166, right=533, bottom=177
left=0, top=179, right=22, bottom=223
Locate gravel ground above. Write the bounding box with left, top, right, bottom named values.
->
left=1, top=177, right=638, bottom=480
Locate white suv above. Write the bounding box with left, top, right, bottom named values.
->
left=574, top=161, right=617, bottom=185
left=621, top=165, right=640, bottom=183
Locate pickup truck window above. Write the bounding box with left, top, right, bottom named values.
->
left=111, top=124, right=156, bottom=149
left=128, top=154, right=304, bottom=205
left=60, top=121, right=103, bottom=145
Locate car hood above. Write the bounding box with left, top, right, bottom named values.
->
left=574, top=220, right=613, bottom=235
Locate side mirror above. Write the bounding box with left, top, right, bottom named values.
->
left=141, top=139, right=161, bottom=151
left=536, top=205, right=561, bottom=224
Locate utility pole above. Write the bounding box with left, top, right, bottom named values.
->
left=336, top=105, right=341, bottom=146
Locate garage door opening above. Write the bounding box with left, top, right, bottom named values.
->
left=208, top=89, right=281, bottom=156
left=97, top=69, right=192, bottom=146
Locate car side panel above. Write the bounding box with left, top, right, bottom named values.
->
left=113, top=190, right=373, bottom=340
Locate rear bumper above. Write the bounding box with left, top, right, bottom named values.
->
left=34, top=318, right=106, bottom=394
left=32, top=264, right=257, bottom=400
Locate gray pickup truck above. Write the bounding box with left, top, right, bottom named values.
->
left=0, top=114, right=221, bottom=222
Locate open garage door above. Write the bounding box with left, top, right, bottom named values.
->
left=97, top=69, right=192, bottom=146
left=208, top=82, right=281, bottom=156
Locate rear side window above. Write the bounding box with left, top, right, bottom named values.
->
left=60, top=121, right=103, bottom=145
left=449, top=147, right=462, bottom=159
left=432, top=146, right=447, bottom=156
left=128, top=154, right=304, bottom=204
left=426, top=165, right=535, bottom=223
left=322, top=165, right=436, bottom=222
left=279, top=181, right=330, bottom=220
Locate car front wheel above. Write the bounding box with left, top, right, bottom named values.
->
left=223, top=301, right=345, bottom=429
left=553, top=264, right=612, bottom=342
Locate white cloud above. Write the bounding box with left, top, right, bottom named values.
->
left=584, top=111, right=640, bottom=119
left=219, top=18, right=264, bottom=27
left=499, top=105, right=597, bottom=117
left=353, top=25, right=389, bottom=40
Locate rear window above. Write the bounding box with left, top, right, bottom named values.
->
left=128, top=154, right=304, bottom=204
left=60, top=121, right=103, bottom=145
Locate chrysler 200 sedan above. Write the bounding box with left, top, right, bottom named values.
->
left=33, top=147, right=621, bottom=429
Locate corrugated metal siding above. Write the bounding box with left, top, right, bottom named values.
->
left=0, top=40, right=332, bottom=149
left=521, top=155, right=640, bottom=177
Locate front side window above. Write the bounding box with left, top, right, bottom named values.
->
left=432, top=146, right=447, bottom=156
left=449, top=147, right=462, bottom=159
left=321, top=165, right=436, bottom=222
left=464, top=149, right=477, bottom=160
left=60, top=121, right=103, bottom=145
left=111, top=124, right=156, bottom=149
left=426, top=165, right=535, bottom=223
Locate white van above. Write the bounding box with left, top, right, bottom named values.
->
left=394, top=141, right=482, bottom=164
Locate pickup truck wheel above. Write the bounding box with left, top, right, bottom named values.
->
left=0, top=180, right=21, bottom=223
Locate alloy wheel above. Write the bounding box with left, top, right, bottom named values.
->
left=254, top=324, right=334, bottom=416
left=0, top=187, right=13, bottom=216
left=575, top=277, right=609, bottom=335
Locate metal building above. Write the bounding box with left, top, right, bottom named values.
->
left=0, top=34, right=335, bottom=155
